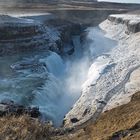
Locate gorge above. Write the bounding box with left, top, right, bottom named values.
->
left=0, top=1, right=140, bottom=140
left=0, top=13, right=117, bottom=126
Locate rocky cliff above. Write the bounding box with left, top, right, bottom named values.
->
left=0, top=15, right=81, bottom=56
left=56, top=91, right=140, bottom=140
left=64, top=13, right=140, bottom=128
left=0, top=6, right=140, bottom=139
left=108, top=14, right=140, bottom=33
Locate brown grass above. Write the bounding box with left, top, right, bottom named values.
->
left=0, top=115, right=52, bottom=140
left=56, top=92, right=140, bottom=140
left=1, top=92, right=140, bottom=140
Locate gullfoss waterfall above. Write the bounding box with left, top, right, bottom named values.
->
left=0, top=26, right=116, bottom=126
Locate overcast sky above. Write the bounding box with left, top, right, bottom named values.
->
left=98, top=0, right=140, bottom=3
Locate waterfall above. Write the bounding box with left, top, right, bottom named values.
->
left=0, top=26, right=116, bottom=126
left=84, top=27, right=116, bottom=59
left=39, top=52, right=65, bottom=77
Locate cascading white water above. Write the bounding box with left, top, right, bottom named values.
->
left=0, top=26, right=116, bottom=126
left=39, top=52, right=65, bottom=77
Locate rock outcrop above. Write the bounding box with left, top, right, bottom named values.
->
left=0, top=100, right=40, bottom=118
left=56, top=92, right=140, bottom=140
left=64, top=13, right=140, bottom=128
left=108, top=14, right=140, bottom=33
left=44, top=18, right=82, bottom=54
left=0, top=15, right=81, bottom=56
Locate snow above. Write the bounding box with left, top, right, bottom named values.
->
left=82, top=56, right=110, bottom=92
left=64, top=14, right=140, bottom=127
left=109, top=14, right=140, bottom=25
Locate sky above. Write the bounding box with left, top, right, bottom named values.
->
left=98, top=0, right=140, bottom=3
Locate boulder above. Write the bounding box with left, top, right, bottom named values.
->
left=70, top=118, right=79, bottom=123
left=0, top=100, right=41, bottom=118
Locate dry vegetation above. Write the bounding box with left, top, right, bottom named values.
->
left=56, top=92, right=140, bottom=140
left=0, top=92, right=140, bottom=140
left=0, top=115, right=52, bottom=140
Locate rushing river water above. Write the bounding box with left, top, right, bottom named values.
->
left=0, top=26, right=116, bottom=126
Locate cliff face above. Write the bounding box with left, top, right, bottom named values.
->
left=0, top=15, right=81, bottom=56
left=64, top=13, right=140, bottom=128
left=108, top=14, right=140, bottom=33
left=56, top=92, right=140, bottom=140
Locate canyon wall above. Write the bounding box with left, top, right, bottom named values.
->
left=64, top=13, right=140, bottom=128
left=108, top=14, right=140, bottom=33
left=0, top=15, right=81, bottom=56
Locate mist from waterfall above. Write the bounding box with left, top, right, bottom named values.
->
left=33, top=27, right=116, bottom=126
left=0, top=26, right=116, bottom=126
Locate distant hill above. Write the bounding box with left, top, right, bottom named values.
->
left=0, top=0, right=97, bottom=3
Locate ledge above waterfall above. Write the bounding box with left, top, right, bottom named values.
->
left=108, top=14, right=140, bottom=33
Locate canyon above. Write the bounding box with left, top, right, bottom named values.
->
left=0, top=1, right=140, bottom=140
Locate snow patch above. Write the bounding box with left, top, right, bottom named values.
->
left=82, top=56, right=110, bottom=91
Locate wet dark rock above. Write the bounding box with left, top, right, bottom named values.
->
left=110, top=135, right=121, bottom=140
left=110, top=121, right=140, bottom=140
left=11, top=60, right=46, bottom=71
left=96, top=99, right=107, bottom=105
left=82, top=108, right=91, bottom=117
left=71, top=118, right=79, bottom=123
left=103, top=63, right=116, bottom=74
left=0, top=100, right=41, bottom=118
left=62, top=119, right=66, bottom=126
left=80, top=31, right=88, bottom=43
left=108, top=15, right=123, bottom=24
left=0, top=15, right=42, bottom=40
left=67, top=47, right=75, bottom=55
left=30, top=107, right=40, bottom=118
left=45, top=18, right=82, bottom=54
left=112, top=130, right=129, bottom=138
left=130, top=121, right=140, bottom=130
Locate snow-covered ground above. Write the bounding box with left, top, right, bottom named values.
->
left=64, top=13, right=140, bottom=127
